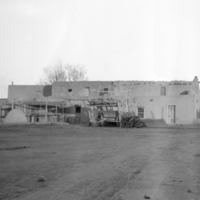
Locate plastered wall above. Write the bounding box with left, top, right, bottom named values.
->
left=52, top=81, right=115, bottom=99
left=114, top=80, right=198, bottom=97
left=195, top=94, right=200, bottom=119
left=8, top=78, right=199, bottom=101
left=8, top=85, right=46, bottom=102
left=126, top=94, right=196, bottom=124
left=7, top=77, right=200, bottom=124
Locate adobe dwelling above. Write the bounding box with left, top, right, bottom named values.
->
left=7, top=82, right=115, bottom=123
left=0, top=99, right=11, bottom=123
left=115, top=76, right=200, bottom=125
left=6, top=76, right=200, bottom=125
left=7, top=85, right=66, bottom=123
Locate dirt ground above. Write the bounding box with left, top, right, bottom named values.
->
left=1, top=124, right=200, bottom=200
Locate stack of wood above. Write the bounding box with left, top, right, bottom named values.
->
left=120, top=112, right=147, bottom=128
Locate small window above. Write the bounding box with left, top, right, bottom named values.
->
left=137, top=107, right=144, bottom=118
left=75, top=106, right=81, bottom=113
left=104, top=88, right=108, bottom=94
left=161, top=86, right=166, bottom=96
left=99, top=88, right=109, bottom=96
left=68, top=89, right=72, bottom=92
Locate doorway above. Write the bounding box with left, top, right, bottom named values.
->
left=75, top=106, right=81, bottom=123
left=168, top=105, right=176, bottom=124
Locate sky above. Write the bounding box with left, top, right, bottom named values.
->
left=1, top=0, right=200, bottom=98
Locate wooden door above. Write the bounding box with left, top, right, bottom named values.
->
left=168, top=105, right=176, bottom=124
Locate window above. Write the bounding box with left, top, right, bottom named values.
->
left=75, top=106, right=81, bottom=113
left=99, top=88, right=109, bottom=96
left=104, top=88, right=108, bottom=94
left=68, top=89, right=72, bottom=93
left=137, top=107, right=144, bottom=118
left=161, top=86, right=166, bottom=96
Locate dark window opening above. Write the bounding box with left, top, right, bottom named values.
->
left=138, top=107, right=144, bottom=118
left=75, top=106, right=81, bottom=113
left=104, top=88, right=108, bottom=94
left=68, top=89, right=72, bottom=92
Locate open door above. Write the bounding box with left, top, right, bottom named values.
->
left=168, top=105, right=176, bottom=124
left=75, top=106, right=81, bottom=123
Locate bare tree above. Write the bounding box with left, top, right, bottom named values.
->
left=39, top=61, right=88, bottom=85
left=66, top=64, right=88, bottom=81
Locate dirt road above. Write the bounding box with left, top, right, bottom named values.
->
left=1, top=124, right=200, bottom=200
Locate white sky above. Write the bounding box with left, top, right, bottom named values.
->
left=1, top=0, right=200, bottom=98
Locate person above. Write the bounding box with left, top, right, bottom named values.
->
left=97, top=107, right=103, bottom=121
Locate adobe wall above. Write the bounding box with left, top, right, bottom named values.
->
left=8, top=85, right=52, bottom=103
left=196, top=94, right=200, bottom=119
left=0, top=99, right=10, bottom=123
left=8, top=78, right=199, bottom=102
left=126, top=94, right=196, bottom=124
left=52, top=81, right=115, bottom=99
left=114, top=80, right=198, bottom=97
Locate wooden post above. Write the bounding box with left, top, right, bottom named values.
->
left=23, top=104, right=25, bottom=113
left=83, top=100, right=86, bottom=107
left=12, top=100, right=14, bottom=110
left=56, top=104, right=57, bottom=122
left=62, top=105, right=64, bottom=122
left=125, top=93, right=129, bottom=112
left=45, top=101, right=47, bottom=123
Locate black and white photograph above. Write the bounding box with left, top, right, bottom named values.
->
left=1, top=0, right=200, bottom=199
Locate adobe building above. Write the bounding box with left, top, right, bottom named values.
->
left=0, top=99, right=11, bottom=123
left=4, top=76, right=200, bottom=125
left=115, top=76, right=200, bottom=125
left=6, top=81, right=115, bottom=123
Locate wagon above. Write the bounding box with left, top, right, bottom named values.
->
left=88, top=99, right=120, bottom=127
